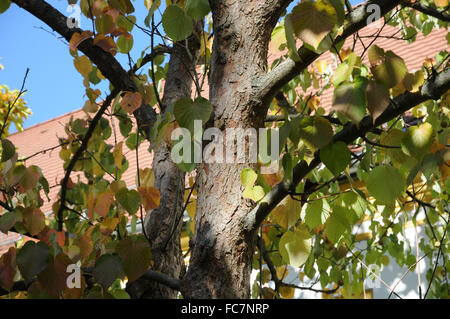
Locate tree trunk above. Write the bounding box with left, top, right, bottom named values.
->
left=128, top=35, right=201, bottom=299
left=182, top=0, right=289, bottom=298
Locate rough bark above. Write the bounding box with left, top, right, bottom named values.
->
left=182, top=0, right=290, bottom=299
left=128, top=31, right=201, bottom=299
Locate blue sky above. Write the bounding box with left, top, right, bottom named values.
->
left=0, top=0, right=363, bottom=130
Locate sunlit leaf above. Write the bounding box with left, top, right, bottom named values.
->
left=288, top=0, right=337, bottom=49
left=320, top=141, right=351, bottom=176
left=174, top=97, right=212, bottom=135
left=162, top=5, right=194, bottom=42
left=137, top=186, right=160, bottom=210
left=366, top=165, right=405, bottom=204
left=401, top=122, right=434, bottom=161
left=185, top=0, right=210, bottom=20
left=279, top=226, right=312, bottom=267
left=332, top=77, right=368, bottom=124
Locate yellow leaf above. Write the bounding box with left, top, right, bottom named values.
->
left=315, top=60, right=328, bottom=74
left=186, top=199, right=196, bottom=219
left=276, top=265, right=289, bottom=280
left=100, top=217, right=119, bottom=236
left=137, top=168, right=155, bottom=188
left=271, top=196, right=302, bottom=229
left=279, top=286, right=295, bottom=299
left=138, top=186, right=161, bottom=210
left=69, top=31, right=93, bottom=53
left=242, top=185, right=265, bottom=202
left=82, top=100, right=98, bottom=113
left=113, top=141, right=124, bottom=170
left=434, top=0, right=448, bottom=7
left=74, top=55, right=92, bottom=78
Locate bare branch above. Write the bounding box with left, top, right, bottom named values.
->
left=56, top=88, right=119, bottom=231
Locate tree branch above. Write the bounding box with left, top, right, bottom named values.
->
left=56, top=88, right=119, bottom=231
left=403, top=1, right=450, bottom=22
left=244, top=68, right=450, bottom=232
left=0, top=268, right=181, bottom=297
left=255, top=0, right=401, bottom=105
left=258, top=237, right=339, bottom=295
left=142, top=270, right=182, bottom=291
left=10, top=0, right=135, bottom=91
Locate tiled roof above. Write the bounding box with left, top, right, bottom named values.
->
left=0, top=22, right=447, bottom=254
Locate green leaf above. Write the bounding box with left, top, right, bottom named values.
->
left=116, top=188, right=141, bottom=215
left=0, top=210, right=21, bottom=234
left=339, top=191, right=367, bottom=224
left=401, top=123, right=434, bottom=161
left=0, top=0, right=10, bottom=14
left=241, top=168, right=257, bottom=187
left=325, top=206, right=350, bottom=244
left=298, top=117, right=333, bottom=151
left=185, top=0, right=211, bottom=20
left=279, top=227, right=312, bottom=267
left=116, top=235, right=151, bottom=283
left=110, top=289, right=131, bottom=299
left=93, top=254, right=123, bottom=291
left=366, top=165, right=405, bottom=204
left=117, top=15, right=136, bottom=32
left=95, top=14, right=115, bottom=35
left=242, top=185, right=265, bottom=202
left=369, top=46, right=407, bottom=88
left=117, top=35, right=134, bottom=54
left=327, top=0, right=345, bottom=25
left=332, top=77, right=368, bottom=124
left=284, top=16, right=302, bottom=62
left=173, top=97, right=212, bottom=135
left=333, top=52, right=357, bottom=87
left=162, top=5, right=194, bottom=42
left=320, top=141, right=351, bottom=176
left=288, top=0, right=337, bottom=49
left=17, top=241, right=50, bottom=282
left=272, top=197, right=302, bottom=229
left=380, top=129, right=411, bottom=165
left=304, top=198, right=329, bottom=230
left=126, top=133, right=138, bottom=150
left=1, top=139, right=15, bottom=163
